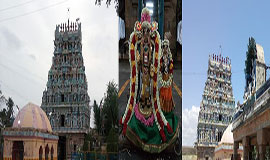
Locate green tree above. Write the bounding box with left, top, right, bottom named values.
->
left=82, top=133, right=94, bottom=151
left=0, top=89, right=17, bottom=159
left=95, top=0, right=118, bottom=8
left=0, top=90, right=5, bottom=104
left=94, top=0, right=125, bottom=19
left=0, top=90, right=16, bottom=128
left=4, top=98, right=15, bottom=127
left=0, top=108, right=7, bottom=128
left=6, top=98, right=15, bottom=126
left=102, top=81, right=118, bottom=136
left=106, top=127, right=118, bottom=152
left=93, top=100, right=102, bottom=135
left=245, top=37, right=257, bottom=87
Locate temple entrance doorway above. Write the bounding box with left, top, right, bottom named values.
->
left=58, top=136, right=66, bottom=160
left=12, top=141, right=24, bottom=160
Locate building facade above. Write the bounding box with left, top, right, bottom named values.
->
left=41, top=20, right=90, bottom=159
left=196, top=54, right=235, bottom=160
left=3, top=103, right=58, bottom=160
left=214, top=124, right=243, bottom=160
left=232, top=41, right=270, bottom=160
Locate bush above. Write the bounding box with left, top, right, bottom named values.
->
left=106, top=127, right=118, bottom=152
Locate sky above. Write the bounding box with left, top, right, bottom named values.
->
left=182, top=0, right=270, bottom=146
left=0, top=0, right=118, bottom=128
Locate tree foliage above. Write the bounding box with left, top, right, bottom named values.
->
left=0, top=90, right=16, bottom=128
left=245, top=37, right=257, bottom=87
left=82, top=133, right=95, bottom=151
left=87, top=81, right=118, bottom=152
left=106, top=127, right=118, bottom=152
left=93, top=100, right=102, bottom=135
left=95, top=0, right=118, bottom=8
left=102, top=81, right=118, bottom=136
left=0, top=90, right=5, bottom=104
left=94, top=0, right=125, bottom=19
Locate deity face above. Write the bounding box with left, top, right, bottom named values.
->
left=142, top=26, right=151, bottom=40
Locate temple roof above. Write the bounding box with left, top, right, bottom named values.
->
left=13, top=102, right=52, bottom=132
left=220, top=123, right=233, bottom=144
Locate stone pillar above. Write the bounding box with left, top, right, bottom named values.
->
left=257, top=129, right=267, bottom=160
left=258, top=145, right=266, bottom=160
left=242, top=137, right=250, bottom=160
left=243, top=146, right=250, bottom=159
left=256, top=145, right=259, bottom=159
left=158, top=0, right=164, bottom=40
left=233, top=142, right=239, bottom=160
left=138, top=0, right=142, bottom=21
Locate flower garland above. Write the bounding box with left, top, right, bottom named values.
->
left=158, top=40, right=173, bottom=88
left=120, top=19, right=173, bottom=143
left=134, top=103, right=155, bottom=126
left=120, top=31, right=139, bottom=135
left=151, top=31, right=173, bottom=142
left=159, top=72, right=173, bottom=87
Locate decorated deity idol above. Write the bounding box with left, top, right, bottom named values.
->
left=159, top=39, right=174, bottom=112
left=120, top=7, right=179, bottom=153
left=137, top=8, right=154, bottom=117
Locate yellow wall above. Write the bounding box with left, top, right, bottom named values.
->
left=3, top=137, right=58, bottom=160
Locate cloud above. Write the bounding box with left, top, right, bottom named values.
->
left=0, top=0, right=118, bottom=116
left=0, top=27, right=22, bottom=50
left=182, top=105, right=200, bottom=146
left=28, top=54, right=36, bottom=60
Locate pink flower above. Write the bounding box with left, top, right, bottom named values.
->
left=134, top=103, right=155, bottom=126
left=141, top=13, right=151, bottom=23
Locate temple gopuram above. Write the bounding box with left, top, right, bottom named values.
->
left=41, top=20, right=90, bottom=160
left=196, top=54, right=235, bottom=160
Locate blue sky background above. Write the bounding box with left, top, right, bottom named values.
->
left=182, top=0, right=270, bottom=145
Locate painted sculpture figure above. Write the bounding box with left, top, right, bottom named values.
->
left=159, top=39, right=174, bottom=113
left=120, top=7, right=179, bottom=153
left=137, top=9, right=154, bottom=118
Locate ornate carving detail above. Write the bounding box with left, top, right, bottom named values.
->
left=41, top=20, right=90, bottom=134
left=197, top=54, right=235, bottom=147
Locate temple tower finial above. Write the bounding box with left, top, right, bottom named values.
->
left=219, top=45, right=222, bottom=57
left=67, top=8, right=70, bottom=21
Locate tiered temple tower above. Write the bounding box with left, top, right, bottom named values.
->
left=41, top=20, right=90, bottom=159
left=196, top=54, right=235, bottom=160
